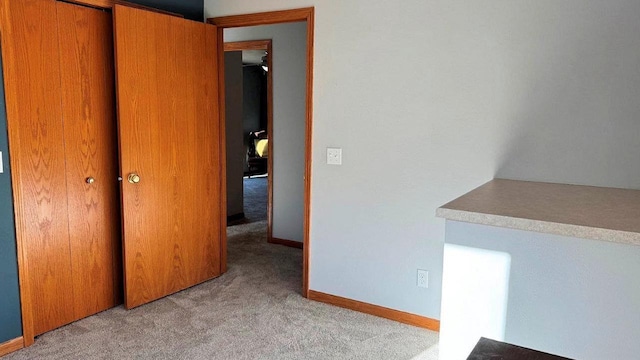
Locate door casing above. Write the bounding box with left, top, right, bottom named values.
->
left=208, top=8, right=315, bottom=297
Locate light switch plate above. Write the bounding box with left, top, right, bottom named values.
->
left=327, top=148, right=342, bottom=165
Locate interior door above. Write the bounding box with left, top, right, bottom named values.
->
left=113, top=4, right=222, bottom=309
left=57, top=1, right=122, bottom=319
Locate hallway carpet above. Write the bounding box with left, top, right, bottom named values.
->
left=4, top=221, right=438, bottom=360
left=243, top=176, right=268, bottom=222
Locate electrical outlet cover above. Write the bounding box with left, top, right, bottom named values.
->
left=417, top=269, right=429, bottom=288
left=327, top=147, right=342, bottom=165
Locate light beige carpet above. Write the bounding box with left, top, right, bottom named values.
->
left=4, top=221, right=438, bottom=360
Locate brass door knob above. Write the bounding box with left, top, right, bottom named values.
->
left=127, top=173, right=140, bottom=184
left=85, top=177, right=95, bottom=184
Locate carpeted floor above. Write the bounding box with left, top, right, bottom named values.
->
left=243, top=176, right=268, bottom=222
left=4, top=178, right=438, bottom=359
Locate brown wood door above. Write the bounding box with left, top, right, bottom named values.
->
left=113, top=4, right=222, bottom=309
left=57, top=1, right=123, bottom=320
left=0, top=0, right=75, bottom=336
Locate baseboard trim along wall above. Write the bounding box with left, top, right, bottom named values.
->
left=0, top=337, right=24, bottom=357
left=269, top=237, right=303, bottom=249
left=308, top=290, right=440, bottom=332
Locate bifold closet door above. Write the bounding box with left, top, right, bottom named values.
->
left=0, top=0, right=75, bottom=336
left=113, top=4, right=222, bottom=309
left=56, top=1, right=122, bottom=320
left=0, top=0, right=121, bottom=338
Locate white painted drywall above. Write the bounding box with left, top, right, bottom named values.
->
left=224, top=23, right=307, bottom=242
left=224, top=51, right=244, bottom=217
left=206, top=0, right=640, bottom=320
left=442, top=220, right=640, bottom=360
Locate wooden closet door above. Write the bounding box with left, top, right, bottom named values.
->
left=0, top=0, right=75, bottom=337
left=56, top=1, right=122, bottom=320
left=113, top=4, right=222, bottom=309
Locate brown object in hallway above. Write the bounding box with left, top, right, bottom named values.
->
left=209, top=7, right=314, bottom=298
left=113, top=4, right=222, bottom=309
left=308, top=290, right=441, bottom=332
left=269, top=237, right=303, bottom=249
left=57, top=0, right=123, bottom=322
left=0, top=337, right=23, bottom=357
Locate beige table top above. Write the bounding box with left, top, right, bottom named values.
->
left=436, top=179, right=640, bottom=246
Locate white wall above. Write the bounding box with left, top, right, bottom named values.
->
left=441, top=221, right=640, bottom=360
left=206, top=1, right=640, bottom=320
left=224, top=51, right=244, bottom=217
left=224, top=23, right=307, bottom=242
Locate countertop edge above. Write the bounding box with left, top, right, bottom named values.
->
left=436, top=207, right=640, bottom=247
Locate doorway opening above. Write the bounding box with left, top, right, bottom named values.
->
left=209, top=8, right=314, bottom=297
left=224, top=40, right=274, bottom=234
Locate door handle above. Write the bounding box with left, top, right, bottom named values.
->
left=127, top=173, right=140, bottom=184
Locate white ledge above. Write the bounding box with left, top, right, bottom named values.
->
left=436, top=179, right=640, bottom=246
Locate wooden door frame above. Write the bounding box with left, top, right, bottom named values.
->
left=223, top=40, right=275, bottom=244
left=208, top=7, right=314, bottom=298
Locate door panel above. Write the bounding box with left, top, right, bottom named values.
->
left=57, top=1, right=122, bottom=319
left=0, top=0, right=75, bottom=336
left=113, top=4, right=221, bottom=309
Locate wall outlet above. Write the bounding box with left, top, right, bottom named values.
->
left=417, top=269, right=429, bottom=288
left=0, top=151, right=3, bottom=173
left=327, top=147, right=342, bottom=165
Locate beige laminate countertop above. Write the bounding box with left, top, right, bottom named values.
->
left=436, top=179, right=640, bottom=246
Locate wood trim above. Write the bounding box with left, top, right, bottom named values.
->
left=60, top=0, right=183, bottom=17
left=213, top=8, right=314, bottom=298
left=0, top=337, right=24, bottom=357
left=302, top=7, right=315, bottom=299
left=216, top=26, right=228, bottom=275
left=207, top=8, right=314, bottom=28
left=269, top=237, right=303, bottom=249
left=223, top=40, right=270, bottom=52
left=308, top=290, right=441, bottom=332
left=266, top=41, right=274, bottom=248
left=61, top=0, right=114, bottom=9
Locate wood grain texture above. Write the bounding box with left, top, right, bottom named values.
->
left=223, top=40, right=270, bottom=52
left=266, top=41, right=274, bottom=248
left=207, top=8, right=314, bottom=28
left=0, top=337, right=23, bottom=357
left=269, top=237, right=303, bottom=249
left=0, top=0, right=75, bottom=338
left=61, top=0, right=114, bottom=9
left=56, top=1, right=122, bottom=320
left=308, top=290, right=441, bottom=332
left=113, top=4, right=221, bottom=309
left=212, top=8, right=314, bottom=298
left=0, top=1, right=34, bottom=345
left=216, top=28, right=228, bottom=275
left=60, top=0, right=183, bottom=17
left=302, top=8, right=314, bottom=299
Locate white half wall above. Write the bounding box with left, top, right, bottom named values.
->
left=224, top=51, right=244, bottom=217
left=206, top=0, right=640, bottom=320
left=224, top=23, right=307, bottom=242
left=442, top=220, right=640, bottom=360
